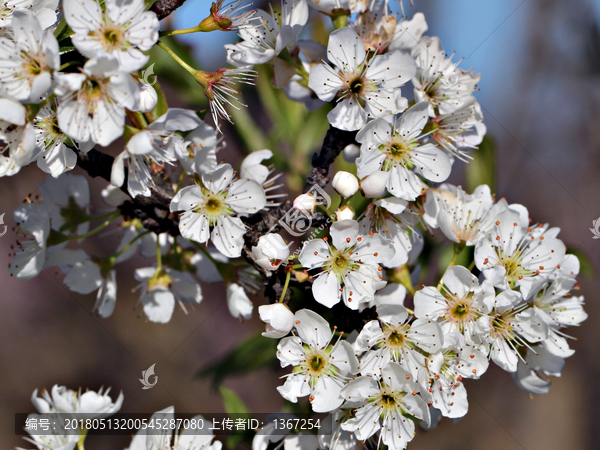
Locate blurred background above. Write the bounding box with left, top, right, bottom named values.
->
left=2, top=0, right=600, bottom=449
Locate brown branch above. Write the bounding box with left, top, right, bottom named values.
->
left=149, top=0, right=189, bottom=20
left=75, top=125, right=356, bottom=302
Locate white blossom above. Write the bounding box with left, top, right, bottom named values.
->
left=170, top=163, right=266, bottom=258
left=332, top=171, right=359, bottom=198
left=64, top=0, right=159, bottom=72
left=355, top=101, right=452, bottom=201
left=31, top=385, right=123, bottom=418
left=277, top=309, right=359, bottom=412
left=226, top=0, right=309, bottom=67
left=55, top=54, right=140, bottom=147
left=299, top=219, right=394, bottom=309
left=0, top=10, right=58, bottom=103
left=308, top=27, right=416, bottom=131
left=341, top=363, right=430, bottom=449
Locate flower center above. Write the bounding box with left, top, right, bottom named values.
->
left=324, top=247, right=359, bottom=280
left=489, top=312, right=515, bottom=341
left=381, top=136, right=416, bottom=170
left=387, top=330, right=404, bottom=346
left=498, top=251, right=531, bottom=287
left=309, top=355, right=326, bottom=372
left=196, top=190, right=232, bottom=226
left=20, top=50, right=47, bottom=79
left=79, top=78, right=107, bottom=106
left=92, top=20, right=129, bottom=52
left=349, top=78, right=363, bottom=94
left=444, top=293, right=478, bottom=332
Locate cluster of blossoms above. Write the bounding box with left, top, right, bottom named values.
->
left=5, top=0, right=587, bottom=450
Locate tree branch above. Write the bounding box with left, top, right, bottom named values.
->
left=149, top=0, right=188, bottom=20
left=74, top=125, right=356, bottom=302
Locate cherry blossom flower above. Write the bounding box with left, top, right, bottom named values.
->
left=481, top=303, right=548, bottom=372
left=251, top=233, right=290, bottom=272
left=0, top=0, right=59, bottom=30
left=423, top=184, right=508, bottom=246
left=298, top=219, right=395, bottom=309
left=418, top=332, right=488, bottom=418
left=308, top=26, right=416, bottom=131
left=355, top=304, right=443, bottom=378
left=226, top=0, right=308, bottom=67
left=276, top=309, right=359, bottom=412
left=474, top=208, right=566, bottom=299
left=170, top=163, right=266, bottom=258
left=358, top=197, right=413, bottom=268
left=512, top=346, right=565, bottom=396
left=63, top=0, right=159, bottom=72
left=54, top=54, right=140, bottom=147
left=31, top=385, right=123, bottom=418
left=0, top=98, right=38, bottom=177
left=258, top=303, right=294, bottom=338
left=111, top=108, right=201, bottom=197
left=355, top=101, right=452, bottom=200
left=340, top=363, right=430, bottom=449
left=0, top=10, right=58, bottom=103
left=134, top=266, right=203, bottom=323
left=411, top=36, right=480, bottom=116
left=126, top=407, right=221, bottom=450
left=414, top=266, right=495, bottom=345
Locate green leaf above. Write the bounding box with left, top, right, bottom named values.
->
left=219, top=386, right=250, bottom=415
left=219, top=386, right=252, bottom=449
left=229, top=101, right=269, bottom=151
left=197, top=332, right=278, bottom=386
left=466, top=134, right=496, bottom=193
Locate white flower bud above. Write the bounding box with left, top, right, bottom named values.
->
left=258, top=303, right=295, bottom=338
left=137, top=84, right=158, bottom=113
left=293, top=193, right=316, bottom=213
left=342, top=143, right=360, bottom=163
left=252, top=233, right=290, bottom=272
left=335, top=205, right=355, bottom=221
left=360, top=171, right=388, bottom=198
left=332, top=171, right=359, bottom=198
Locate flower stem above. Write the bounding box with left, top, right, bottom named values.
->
left=64, top=211, right=121, bottom=242
left=156, top=234, right=163, bottom=270
left=156, top=40, right=198, bottom=77
left=279, top=270, right=292, bottom=303
left=114, top=230, right=151, bottom=259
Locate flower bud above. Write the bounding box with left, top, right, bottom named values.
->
left=332, top=171, right=359, bottom=198
left=258, top=303, right=294, bottom=338
left=293, top=193, right=316, bottom=213
left=137, top=84, right=158, bottom=113
left=335, top=205, right=355, bottom=221
left=342, top=143, right=360, bottom=163
left=252, top=233, right=290, bottom=272
left=360, top=171, right=388, bottom=198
